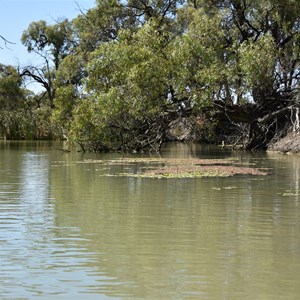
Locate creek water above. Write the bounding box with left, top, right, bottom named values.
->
left=0, top=141, right=300, bottom=299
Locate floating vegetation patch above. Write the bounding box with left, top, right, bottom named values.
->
left=212, top=186, right=238, bottom=190
left=79, top=157, right=240, bottom=166
left=281, top=190, right=300, bottom=196
left=121, top=165, right=269, bottom=178
left=79, top=157, right=270, bottom=179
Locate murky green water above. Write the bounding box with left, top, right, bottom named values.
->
left=0, top=141, right=300, bottom=299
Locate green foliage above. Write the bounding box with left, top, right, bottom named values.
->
left=51, top=85, right=78, bottom=138
left=56, top=53, right=87, bottom=87
left=73, top=0, right=135, bottom=52
left=87, top=22, right=169, bottom=110
left=7, top=0, right=300, bottom=148
left=69, top=99, right=106, bottom=147
left=21, top=19, right=76, bottom=107
left=0, top=65, right=23, bottom=138
left=56, top=0, right=300, bottom=148
left=0, top=65, right=23, bottom=108
left=238, top=35, right=277, bottom=93
left=21, top=19, right=74, bottom=69
left=172, top=8, right=226, bottom=105
left=0, top=64, right=52, bottom=139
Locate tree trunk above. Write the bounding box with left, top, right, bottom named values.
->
left=214, top=95, right=298, bottom=150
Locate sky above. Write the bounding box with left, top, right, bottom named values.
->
left=0, top=0, right=96, bottom=67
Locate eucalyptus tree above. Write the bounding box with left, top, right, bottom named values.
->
left=20, top=19, right=76, bottom=108
left=52, top=0, right=185, bottom=149
left=73, top=0, right=136, bottom=52
left=51, top=0, right=135, bottom=140
left=69, top=0, right=192, bottom=151
left=0, top=64, right=21, bottom=138
left=0, top=64, right=53, bottom=139
left=19, top=0, right=300, bottom=150
left=173, top=0, right=300, bottom=148
left=0, top=64, right=23, bottom=110
left=90, top=28, right=158, bottom=145
left=0, top=64, right=27, bottom=138
left=206, top=0, right=300, bottom=148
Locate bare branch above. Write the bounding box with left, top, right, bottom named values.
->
left=0, top=35, right=15, bottom=50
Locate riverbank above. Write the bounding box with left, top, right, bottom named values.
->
left=267, top=131, right=300, bottom=154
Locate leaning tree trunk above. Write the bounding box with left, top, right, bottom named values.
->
left=214, top=94, right=299, bottom=150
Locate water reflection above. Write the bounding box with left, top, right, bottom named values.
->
left=19, top=152, right=52, bottom=225
left=0, top=148, right=104, bottom=299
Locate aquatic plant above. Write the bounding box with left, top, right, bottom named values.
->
left=79, top=157, right=270, bottom=179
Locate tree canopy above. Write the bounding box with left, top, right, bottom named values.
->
left=1, top=0, right=300, bottom=150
